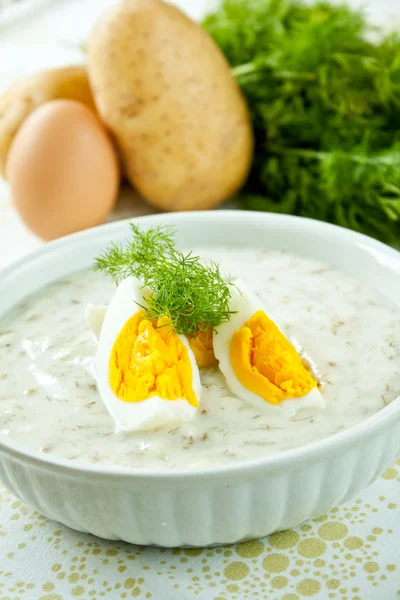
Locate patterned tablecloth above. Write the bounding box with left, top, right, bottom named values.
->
left=0, top=467, right=399, bottom=600
left=0, top=1, right=400, bottom=599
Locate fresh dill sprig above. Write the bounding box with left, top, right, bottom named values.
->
left=93, top=224, right=234, bottom=336
left=144, top=253, right=234, bottom=337
left=94, top=224, right=176, bottom=285
left=203, top=0, right=400, bottom=244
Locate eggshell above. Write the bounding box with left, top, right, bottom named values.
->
left=6, top=99, right=119, bottom=241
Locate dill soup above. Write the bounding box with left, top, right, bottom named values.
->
left=0, top=247, right=399, bottom=469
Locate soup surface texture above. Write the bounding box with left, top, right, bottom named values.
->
left=0, top=248, right=399, bottom=469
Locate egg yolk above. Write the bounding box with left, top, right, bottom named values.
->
left=230, top=310, right=317, bottom=404
left=188, top=329, right=218, bottom=367
left=109, top=311, right=198, bottom=407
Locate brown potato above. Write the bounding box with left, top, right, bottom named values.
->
left=87, top=0, right=253, bottom=211
left=0, top=66, right=96, bottom=178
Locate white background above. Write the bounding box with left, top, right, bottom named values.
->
left=0, top=0, right=399, bottom=267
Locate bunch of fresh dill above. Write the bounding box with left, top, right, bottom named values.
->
left=94, top=224, right=234, bottom=336
left=203, top=0, right=400, bottom=244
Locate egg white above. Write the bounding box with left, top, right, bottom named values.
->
left=214, top=279, right=325, bottom=415
left=92, top=277, right=201, bottom=432
left=85, top=303, right=107, bottom=339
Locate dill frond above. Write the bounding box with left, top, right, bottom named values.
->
left=93, top=225, right=234, bottom=336
left=203, top=0, right=400, bottom=244
left=93, top=224, right=176, bottom=285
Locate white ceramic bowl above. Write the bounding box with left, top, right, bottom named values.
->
left=0, top=211, right=399, bottom=547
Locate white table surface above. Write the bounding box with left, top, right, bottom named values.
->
left=0, top=0, right=400, bottom=271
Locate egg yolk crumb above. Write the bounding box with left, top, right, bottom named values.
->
left=188, top=329, right=218, bottom=367
left=109, top=311, right=198, bottom=407
left=230, top=310, right=317, bottom=404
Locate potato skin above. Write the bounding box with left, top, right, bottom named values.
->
left=87, top=0, right=253, bottom=211
left=0, top=66, right=96, bottom=178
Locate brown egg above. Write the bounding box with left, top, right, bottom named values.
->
left=6, top=99, right=119, bottom=241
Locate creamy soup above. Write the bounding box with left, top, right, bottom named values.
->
left=0, top=248, right=399, bottom=469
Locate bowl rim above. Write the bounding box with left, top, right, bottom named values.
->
left=0, top=210, right=399, bottom=481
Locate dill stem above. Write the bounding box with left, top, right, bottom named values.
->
left=268, top=145, right=400, bottom=166
left=232, top=61, right=316, bottom=82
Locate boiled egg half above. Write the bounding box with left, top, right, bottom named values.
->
left=86, top=304, right=217, bottom=368
left=93, top=277, right=201, bottom=431
left=213, top=279, right=324, bottom=414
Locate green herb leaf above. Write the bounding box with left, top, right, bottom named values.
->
left=94, top=224, right=176, bottom=285
left=94, top=224, right=235, bottom=336
left=203, top=0, right=400, bottom=244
